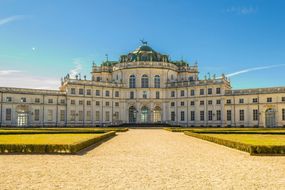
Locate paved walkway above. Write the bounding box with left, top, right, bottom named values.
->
left=0, top=129, right=284, bottom=190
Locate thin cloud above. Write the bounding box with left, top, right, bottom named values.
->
left=0, top=70, right=22, bottom=76
left=0, top=70, right=60, bottom=89
left=69, top=58, right=83, bottom=78
left=226, top=6, right=257, bottom=15
left=0, top=15, right=27, bottom=26
left=225, top=64, right=285, bottom=78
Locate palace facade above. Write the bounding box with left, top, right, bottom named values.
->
left=1, top=42, right=285, bottom=127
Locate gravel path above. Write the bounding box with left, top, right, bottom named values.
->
left=0, top=129, right=284, bottom=190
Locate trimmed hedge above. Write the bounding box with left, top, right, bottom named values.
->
left=184, top=131, right=285, bottom=155
left=0, top=128, right=128, bottom=135
left=0, top=131, right=115, bottom=154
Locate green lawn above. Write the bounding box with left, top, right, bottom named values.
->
left=0, top=128, right=128, bottom=134
left=200, top=134, right=285, bottom=146
left=0, top=131, right=116, bottom=154
left=165, top=127, right=285, bottom=134
left=0, top=134, right=104, bottom=145
left=184, top=131, right=285, bottom=155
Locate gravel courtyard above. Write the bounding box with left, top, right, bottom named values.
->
left=0, top=129, right=284, bottom=190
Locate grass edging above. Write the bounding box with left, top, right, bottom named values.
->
left=184, top=131, right=285, bottom=155
left=0, top=131, right=116, bottom=154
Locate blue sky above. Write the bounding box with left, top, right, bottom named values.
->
left=0, top=0, right=284, bottom=89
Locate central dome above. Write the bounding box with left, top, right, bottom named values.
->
left=120, top=41, right=169, bottom=63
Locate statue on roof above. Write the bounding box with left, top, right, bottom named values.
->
left=140, top=39, right=148, bottom=45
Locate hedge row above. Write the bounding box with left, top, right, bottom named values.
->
left=0, top=128, right=128, bottom=135
left=184, top=131, right=285, bottom=155
left=0, top=131, right=116, bottom=154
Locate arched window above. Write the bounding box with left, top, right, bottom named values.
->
left=154, top=75, right=160, bottom=88
left=129, top=75, right=136, bottom=88
left=141, top=74, right=149, bottom=88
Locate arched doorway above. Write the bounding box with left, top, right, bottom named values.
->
left=129, top=106, right=137, bottom=123
left=153, top=106, right=162, bottom=122
left=265, top=108, right=275, bottom=128
left=141, top=106, right=150, bottom=123
left=16, top=105, right=29, bottom=127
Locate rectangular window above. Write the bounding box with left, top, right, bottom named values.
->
left=71, top=88, right=76, bottom=94
left=208, top=88, right=212, bottom=95
left=70, top=110, right=76, bottom=121
left=171, top=102, right=175, bottom=107
left=267, top=97, right=272, bottom=102
left=239, top=99, right=244, bottom=104
left=227, top=110, right=232, bottom=121
left=200, top=89, right=204, bottom=95
left=208, top=110, right=213, bottom=121
left=142, top=91, right=147, bottom=99
left=282, top=97, right=285, bottom=102
left=171, top=111, right=175, bottom=121
left=282, top=109, right=285, bottom=121
left=239, top=110, right=244, bottom=121
left=71, top=100, right=76, bottom=105
left=6, top=108, right=11, bottom=121
left=115, top=102, right=119, bottom=107
left=130, top=91, right=134, bottom=99
left=6, top=97, right=12, bottom=102
left=79, top=89, right=84, bottom=95
left=191, top=90, right=195, bottom=96
left=253, top=109, right=258, bottom=121
left=190, top=101, right=195, bottom=106
left=60, top=110, right=65, bottom=121
left=79, top=100, right=84, bottom=105
left=208, top=100, right=212, bottom=105
left=156, top=91, right=160, bottom=99
left=34, top=109, right=40, bottom=121
left=226, top=99, right=231, bottom=104
left=105, top=90, right=110, bottom=97
left=216, top=99, right=221, bottom=105
left=216, top=88, right=221, bottom=94
left=115, top=91, right=119, bottom=97
left=78, top=111, right=83, bottom=121
left=200, top=101, right=204, bottom=105
left=95, top=101, right=100, bottom=106
left=21, top=97, right=26, bottom=103
left=60, top=99, right=65, bottom=104
left=171, top=91, right=175, bottom=97
left=180, top=90, right=185, bottom=97
left=48, top=99, right=53, bottom=104
left=180, top=101, right=185, bottom=106
left=181, top=111, right=185, bottom=121
left=200, top=111, right=205, bottom=121
left=86, top=100, right=91, bottom=106
left=105, top=101, right=110, bottom=106
left=252, top=98, right=258, bottom=103
left=216, top=110, right=221, bottom=121
left=86, top=89, right=91, bottom=95
left=96, top=90, right=100, bottom=96
left=47, top=110, right=53, bottom=121
left=35, top=98, right=40, bottom=103
left=86, top=111, right=91, bottom=121
left=105, top=111, right=110, bottom=121
left=190, top=111, right=195, bottom=121
left=95, top=111, right=100, bottom=121
left=114, top=112, right=119, bottom=120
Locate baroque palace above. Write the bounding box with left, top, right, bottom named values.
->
left=1, top=42, right=285, bottom=128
